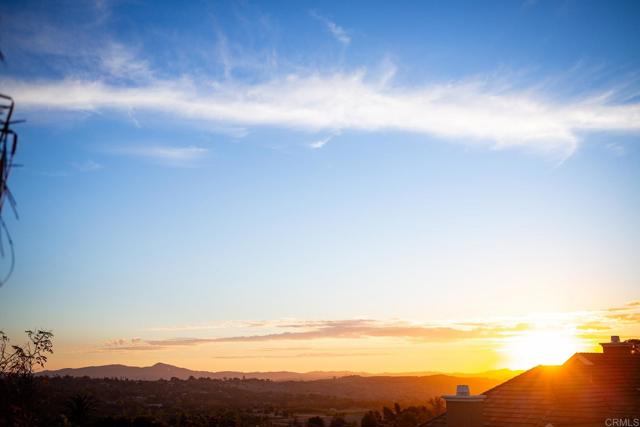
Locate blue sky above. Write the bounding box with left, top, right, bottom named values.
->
left=0, top=0, right=639, bottom=372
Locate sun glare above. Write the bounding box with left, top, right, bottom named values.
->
left=502, top=330, right=583, bottom=370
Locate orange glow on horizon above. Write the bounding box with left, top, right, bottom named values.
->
left=38, top=301, right=640, bottom=374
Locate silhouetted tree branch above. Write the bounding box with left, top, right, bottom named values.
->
left=0, top=330, right=54, bottom=426
left=0, top=329, right=54, bottom=377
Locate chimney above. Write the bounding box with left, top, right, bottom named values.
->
left=600, top=336, right=634, bottom=356
left=443, top=385, right=485, bottom=427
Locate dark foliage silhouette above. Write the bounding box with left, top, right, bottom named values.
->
left=330, top=416, right=348, bottom=427
left=66, top=393, right=96, bottom=426
left=361, top=411, right=380, bottom=427
left=0, top=329, right=54, bottom=426
left=307, top=416, right=325, bottom=427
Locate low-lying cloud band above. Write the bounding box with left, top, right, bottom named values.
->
left=101, top=301, right=640, bottom=352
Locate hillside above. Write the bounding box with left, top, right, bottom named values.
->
left=38, top=363, right=371, bottom=381
left=36, top=363, right=511, bottom=404
left=38, top=362, right=520, bottom=383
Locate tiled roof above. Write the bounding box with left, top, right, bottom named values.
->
left=425, top=352, right=640, bottom=427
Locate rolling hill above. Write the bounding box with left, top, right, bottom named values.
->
left=38, top=362, right=520, bottom=382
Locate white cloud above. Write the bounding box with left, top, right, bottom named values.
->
left=311, top=11, right=351, bottom=45
left=113, top=145, right=209, bottom=167
left=325, top=20, right=350, bottom=45
left=309, top=136, right=332, bottom=149
left=3, top=71, right=640, bottom=158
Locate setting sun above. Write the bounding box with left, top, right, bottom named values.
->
left=501, top=330, right=585, bottom=370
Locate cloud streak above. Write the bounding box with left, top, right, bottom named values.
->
left=112, top=145, right=209, bottom=167
left=71, top=160, right=103, bottom=172
left=4, top=72, right=640, bottom=158
left=100, top=42, right=153, bottom=82
left=309, top=135, right=332, bottom=149
left=101, top=301, right=640, bottom=353
left=211, top=352, right=389, bottom=359
left=106, top=319, right=522, bottom=350
left=311, top=11, right=351, bottom=45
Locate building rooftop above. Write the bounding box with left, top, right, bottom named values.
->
left=425, top=337, right=640, bottom=427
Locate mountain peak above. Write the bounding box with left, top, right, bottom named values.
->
left=151, top=362, right=175, bottom=368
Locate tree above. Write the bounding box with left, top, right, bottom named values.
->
left=330, top=416, right=347, bottom=427
left=0, top=329, right=54, bottom=426
left=360, top=411, right=379, bottom=427
left=396, top=411, right=418, bottom=427
left=307, top=416, right=325, bottom=427
left=382, top=407, right=395, bottom=422
left=0, top=329, right=54, bottom=376
left=426, top=397, right=445, bottom=418
left=66, top=393, right=95, bottom=426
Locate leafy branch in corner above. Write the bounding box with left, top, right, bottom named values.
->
left=0, top=329, right=54, bottom=377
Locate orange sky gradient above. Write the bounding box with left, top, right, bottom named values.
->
left=39, top=300, right=640, bottom=374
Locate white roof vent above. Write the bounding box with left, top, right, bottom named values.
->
left=456, top=385, right=470, bottom=397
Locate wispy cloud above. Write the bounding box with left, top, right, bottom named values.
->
left=4, top=73, right=640, bottom=158
left=605, top=142, right=625, bottom=157
left=207, top=322, right=485, bottom=343
left=101, top=301, right=640, bottom=353
left=605, top=300, right=640, bottom=312
left=112, top=145, right=209, bottom=168
left=310, top=11, right=351, bottom=45
left=309, top=136, right=332, bottom=149
left=71, top=159, right=103, bottom=172
left=100, top=42, right=153, bottom=81
left=145, top=320, right=272, bottom=332
left=101, top=337, right=162, bottom=351
left=1, top=7, right=147, bottom=82
left=106, top=320, right=526, bottom=349
left=211, top=352, right=389, bottom=359
left=215, top=28, right=233, bottom=80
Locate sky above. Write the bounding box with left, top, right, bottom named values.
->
left=0, top=0, right=639, bottom=373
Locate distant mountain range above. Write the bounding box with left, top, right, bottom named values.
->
left=38, top=362, right=520, bottom=382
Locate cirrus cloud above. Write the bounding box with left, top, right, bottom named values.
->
left=4, top=71, right=640, bottom=159
left=111, top=145, right=209, bottom=168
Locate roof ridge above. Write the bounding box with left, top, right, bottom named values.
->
left=478, top=364, right=546, bottom=396
left=424, top=351, right=640, bottom=427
